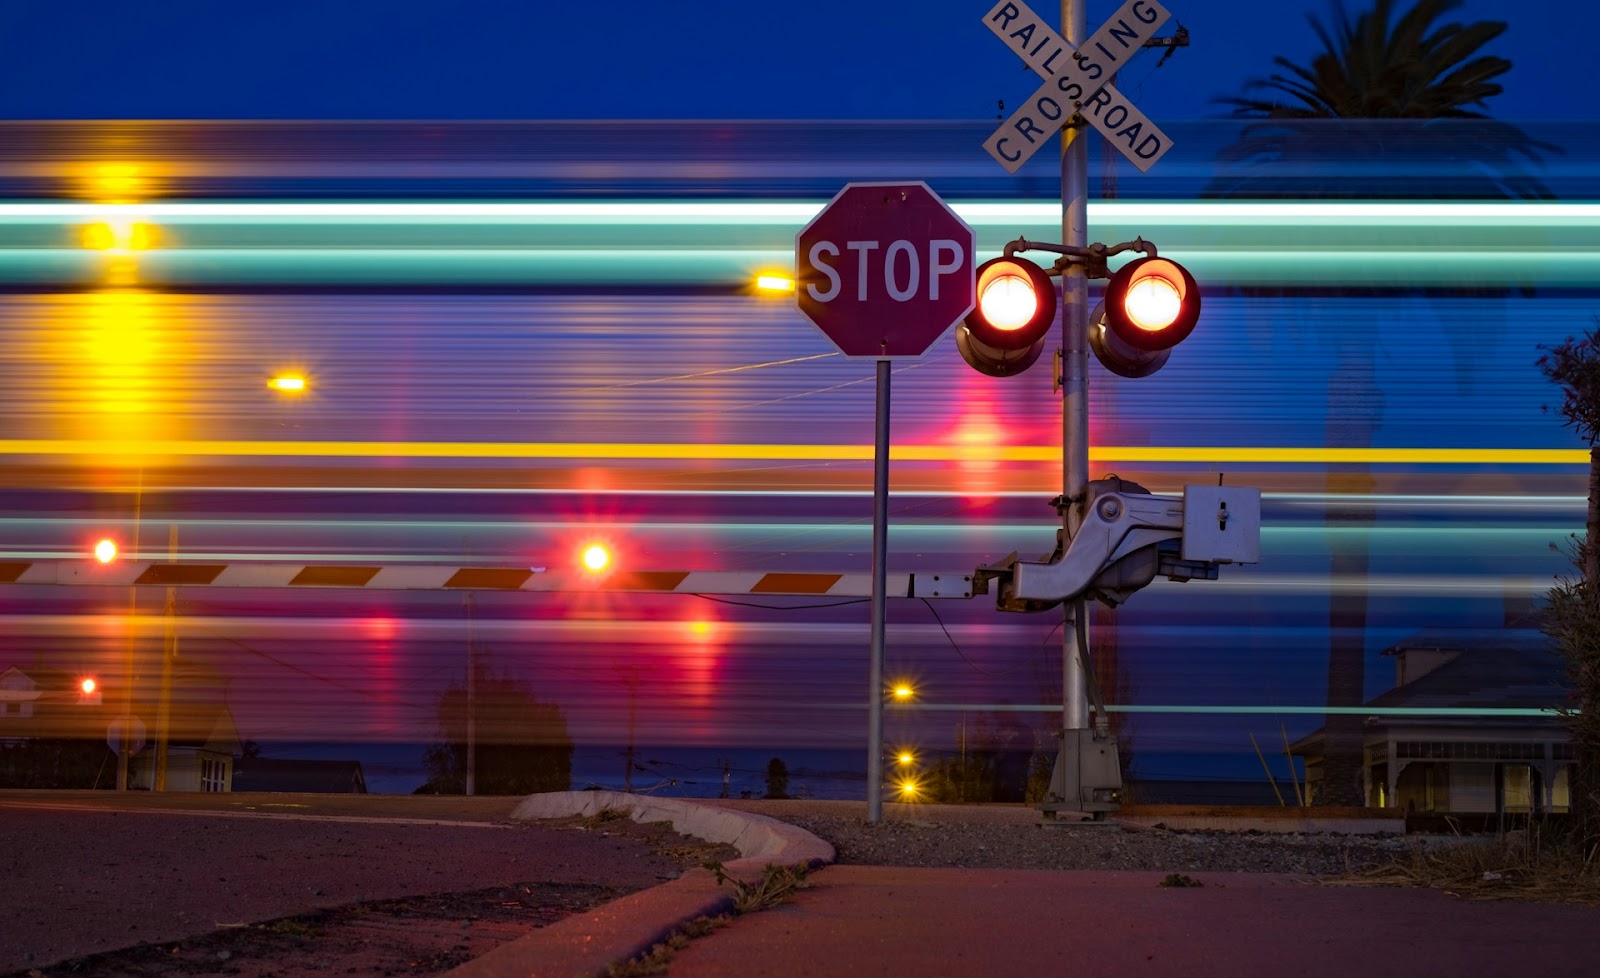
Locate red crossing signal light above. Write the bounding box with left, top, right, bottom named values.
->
left=1089, top=257, right=1201, bottom=378
left=955, top=256, right=1056, bottom=377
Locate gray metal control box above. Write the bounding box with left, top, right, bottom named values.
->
left=1181, top=485, right=1261, bottom=564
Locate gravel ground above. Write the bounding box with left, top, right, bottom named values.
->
left=708, top=800, right=1428, bottom=877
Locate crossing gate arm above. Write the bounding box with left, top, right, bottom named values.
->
left=0, top=561, right=975, bottom=599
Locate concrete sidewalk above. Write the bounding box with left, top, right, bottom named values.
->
left=462, top=794, right=1600, bottom=978
left=665, top=866, right=1600, bottom=978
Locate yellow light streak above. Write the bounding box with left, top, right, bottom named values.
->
left=75, top=162, right=156, bottom=204
left=0, top=440, right=1585, bottom=465
left=268, top=374, right=308, bottom=393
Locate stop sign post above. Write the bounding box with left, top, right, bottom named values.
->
left=795, top=182, right=974, bottom=823
left=796, top=182, right=976, bottom=358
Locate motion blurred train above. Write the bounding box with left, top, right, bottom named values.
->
left=0, top=119, right=1591, bottom=802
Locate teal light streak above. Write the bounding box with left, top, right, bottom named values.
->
left=0, top=198, right=1594, bottom=287
left=2, top=200, right=1596, bottom=222
left=901, top=704, right=1563, bottom=717
left=4, top=248, right=1596, bottom=287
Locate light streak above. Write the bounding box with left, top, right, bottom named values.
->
left=903, top=703, right=1564, bottom=718
left=0, top=198, right=1592, bottom=286
left=0, top=200, right=1591, bottom=223
left=0, top=440, right=1586, bottom=465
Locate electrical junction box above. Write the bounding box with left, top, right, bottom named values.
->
left=1181, top=485, right=1261, bottom=565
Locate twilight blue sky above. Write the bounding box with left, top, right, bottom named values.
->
left=0, top=0, right=1583, bottom=121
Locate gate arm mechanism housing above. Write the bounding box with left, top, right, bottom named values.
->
left=973, top=478, right=1260, bottom=612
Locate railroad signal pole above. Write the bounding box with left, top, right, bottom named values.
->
left=976, top=0, right=1240, bottom=819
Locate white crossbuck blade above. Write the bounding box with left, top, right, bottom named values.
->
left=982, top=0, right=1176, bottom=173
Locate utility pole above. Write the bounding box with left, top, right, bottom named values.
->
left=153, top=525, right=178, bottom=791
left=115, top=472, right=143, bottom=791
left=465, top=593, right=476, bottom=796
left=621, top=667, right=639, bottom=792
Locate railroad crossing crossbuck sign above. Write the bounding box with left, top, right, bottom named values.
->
left=983, top=0, right=1176, bottom=174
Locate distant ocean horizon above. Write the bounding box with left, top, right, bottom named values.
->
left=250, top=740, right=1275, bottom=800
left=252, top=741, right=870, bottom=799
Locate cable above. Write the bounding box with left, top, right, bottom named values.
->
left=919, top=597, right=1019, bottom=676
left=693, top=593, right=868, bottom=610
left=200, top=630, right=431, bottom=710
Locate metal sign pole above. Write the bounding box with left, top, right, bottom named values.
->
left=867, top=357, right=891, bottom=824
left=1062, top=0, right=1091, bottom=735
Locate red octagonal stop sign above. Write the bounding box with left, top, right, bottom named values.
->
left=795, top=182, right=975, bottom=358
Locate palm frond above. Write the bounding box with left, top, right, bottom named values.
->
left=1218, top=0, right=1510, bottom=120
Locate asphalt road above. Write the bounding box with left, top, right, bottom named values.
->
left=0, top=790, right=702, bottom=973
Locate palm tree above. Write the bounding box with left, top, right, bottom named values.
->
left=1210, top=1, right=1545, bottom=807
left=1209, top=0, right=1551, bottom=201
left=1219, top=0, right=1510, bottom=120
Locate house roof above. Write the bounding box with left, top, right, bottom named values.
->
left=1369, top=629, right=1568, bottom=713
left=1, top=665, right=81, bottom=696
left=1291, top=629, right=1570, bottom=755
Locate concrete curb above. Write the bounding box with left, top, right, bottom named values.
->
left=510, top=791, right=837, bottom=869
left=442, top=792, right=835, bottom=978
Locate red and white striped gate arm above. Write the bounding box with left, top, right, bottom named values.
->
left=0, top=560, right=974, bottom=599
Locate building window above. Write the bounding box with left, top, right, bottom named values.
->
left=199, top=756, right=229, bottom=793
left=1500, top=763, right=1534, bottom=814
left=1553, top=765, right=1572, bottom=813
left=1398, top=741, right=1545, bottom=761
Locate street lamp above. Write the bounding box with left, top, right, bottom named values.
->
left=753, top=272, right=796, bottom=294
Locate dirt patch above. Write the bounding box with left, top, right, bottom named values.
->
left=11, top=881, right=616, bottom=978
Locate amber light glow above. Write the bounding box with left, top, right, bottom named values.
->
left=80, top=678, right=97, bottom=695
left=94, top=538, right=118, bottom=563
left=81, top=220, right=156, bottom=254
left=81, top=163, right=154, bottom=203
